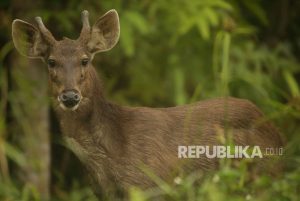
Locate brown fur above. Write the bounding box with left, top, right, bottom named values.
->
left=12, top=10, right=283, bottom=200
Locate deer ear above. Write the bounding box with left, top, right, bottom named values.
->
left=12, top=20, right=49, bottom=58
left=87, top=9, right=120, bottom=54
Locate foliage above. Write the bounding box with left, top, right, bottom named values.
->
left=0, top=0, right=300, bottom=200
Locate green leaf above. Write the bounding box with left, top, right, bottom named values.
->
left=129, top=187, right=147, bottom=201
left=120, top=18, right=135, bottom=56
left=283, top=70, right=300, bottom=97
left=203, top=7, right=219, bottom=27
left=197, top=17, right=210, bottom=40
left=4, top=142, right=26, bottom=167
left=125, top=11, right=149, bottom=34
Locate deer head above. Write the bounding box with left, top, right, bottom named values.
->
left=12, top=10, right=120, bottom=111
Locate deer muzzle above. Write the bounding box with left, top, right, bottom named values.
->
left=58, top=89, right=81, bottom=110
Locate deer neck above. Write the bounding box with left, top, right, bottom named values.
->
left=56, top=68, right=124, bottom=158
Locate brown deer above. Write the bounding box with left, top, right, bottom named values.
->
left=12, top=10, right=283, bottom=199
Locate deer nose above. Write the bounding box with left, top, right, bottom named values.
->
left=59, top=90, right=81, bottom=108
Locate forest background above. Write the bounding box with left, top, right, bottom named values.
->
left=0, top=0, right=299, bottom=200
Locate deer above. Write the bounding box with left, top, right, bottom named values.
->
left=12, top=10, right=283, bottom=199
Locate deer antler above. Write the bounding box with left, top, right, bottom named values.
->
left=35, top=16, right=56, bottom=45
left=79, top=10, right=90, bottom=41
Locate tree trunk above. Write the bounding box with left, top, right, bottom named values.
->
left=10, top=55, right=50, bottom=200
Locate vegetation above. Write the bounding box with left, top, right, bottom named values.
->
left=0, top=0, right=299, bottom=200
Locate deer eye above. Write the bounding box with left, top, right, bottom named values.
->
left=81, top=59, right=89, bottom=67
left=47, top=59, right=56, bottom=68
